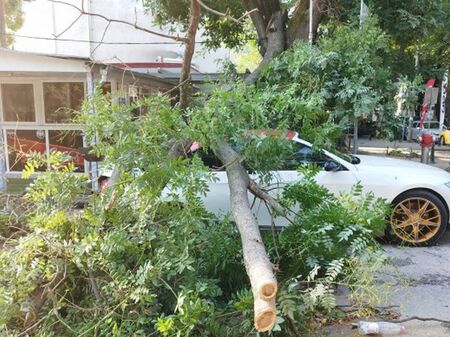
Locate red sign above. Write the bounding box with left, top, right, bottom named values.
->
left=419, top=79, right=436, bottom=128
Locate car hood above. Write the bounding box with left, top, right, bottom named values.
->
left=354, top=155, right=450, bottom=181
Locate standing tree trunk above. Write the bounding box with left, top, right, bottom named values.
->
left=286, top=0, right=325, bottom=47
left=243, top=0, right=326, bottom=85
left=179, top=0, right=201, bottom=111
left=244, top=10, right=286, bottom=85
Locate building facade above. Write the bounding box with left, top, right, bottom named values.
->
left=0, top=48, right=175, bottom=190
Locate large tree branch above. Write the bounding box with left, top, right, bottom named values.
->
left=256, top=0, right=281, bottom=22
left=215, top=140, right=277, bottom=332
left=24, top=261, right=67, bottom=330
left=49, top=0, right=187, bottom=43
left=242, top=0, right=268, bottom=55
left=196, top=0, right=258, bottom=24
left=179, top=0, right=201, bottom=111
left=248, top=179, right=286, bottom=216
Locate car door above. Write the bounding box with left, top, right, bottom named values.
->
left=251, top=142, right=359, bottom=227
left=200, top=143, right=359, bottom=228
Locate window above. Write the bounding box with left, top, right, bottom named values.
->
left=6, top=130, right=46, bottom=171
left=48, top=130, right=84, bottom=172
left=1, top=84, right=36, bottom=122
left=283, top=143, right=329, bottom=170
left=43, top=82, right=84, bottom=123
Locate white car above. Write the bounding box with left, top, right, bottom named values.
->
left=195, top=132, right=450, bottom=246
left=98, top=132, right=450, bottom=246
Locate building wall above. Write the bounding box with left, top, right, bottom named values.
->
left=12, top=0, right=231, bottom=73
left=0, top=62, right=175, bottom=176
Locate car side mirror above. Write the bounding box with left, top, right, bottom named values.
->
left=324, top=161, right=341, bottom=172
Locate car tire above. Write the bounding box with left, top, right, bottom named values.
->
left=387, top=190, right=448, bottom=246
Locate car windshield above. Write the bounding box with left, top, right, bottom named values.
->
left=283, top=143, right=332, bottom=170
left=295, top=141, right=359, bottom=166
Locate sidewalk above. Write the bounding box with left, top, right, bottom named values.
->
left=356, top=137, right=450, bottom=170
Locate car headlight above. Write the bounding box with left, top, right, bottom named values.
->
left=445, top=182, right=450, bottom=189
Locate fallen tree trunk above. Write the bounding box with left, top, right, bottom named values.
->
left=215, top=140, right=277, bottom=332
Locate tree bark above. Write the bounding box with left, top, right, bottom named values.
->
left=179, top=0, right=201, bottom=111
left=242, top=0, right=268, bottom=55
left=286, top=0, right=325, bottom=46
left=215, top=140, right=277, bottom=332
left=24, top=269, right=66, bottom=330
left=245, top=10, right=286, bottom=85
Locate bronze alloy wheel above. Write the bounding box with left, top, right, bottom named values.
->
left=390, top=197, right=443, bottom=244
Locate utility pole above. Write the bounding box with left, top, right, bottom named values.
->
left=0, top=0, right=6, bottom=48
left=308, top=0, right=313, bottom=44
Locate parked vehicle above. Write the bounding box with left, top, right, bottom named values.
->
left=438, top=130, right=450, bottom=145
left=99, top=132, right=450, bottom=246
left=410, top=120, right=446, bottom=142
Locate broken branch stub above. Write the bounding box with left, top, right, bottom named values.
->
left=215, top=140, right=277, bottom=332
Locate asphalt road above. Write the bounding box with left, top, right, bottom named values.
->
left=323, top=235, right=450, bottom=337
left=376, top=233, right=450, bottom=336
left=325, top=140, right=450, bottom=336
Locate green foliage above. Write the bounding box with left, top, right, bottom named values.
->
left=336, top=0, right=450, bottom=78
left=4, top=0, right=24, bottom=46
left=394, top=75, right=424, bottom=117
left=0, top=82, right=390, bottom=337
left=258, top=17, right=393, bottom=140
left=234, top=39, right=262, bottom=72
left=276, top=165, right=388, bottom=278
left=142, top=0, right=252, bottom=50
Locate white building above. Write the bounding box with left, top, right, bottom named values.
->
left=0, top=0, right=231, bottom=190
left=0, top=48, right=175, bottom=189
left=12, top=0, right=231, bottom=75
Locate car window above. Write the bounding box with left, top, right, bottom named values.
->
left=195, top=149, right=225, bottom=171
left=429, top=122, right=440, bottom=129
left=283, top=143, right=329, bottom=170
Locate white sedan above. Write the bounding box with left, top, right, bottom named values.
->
left=198, top=132, right=450, bottom=246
